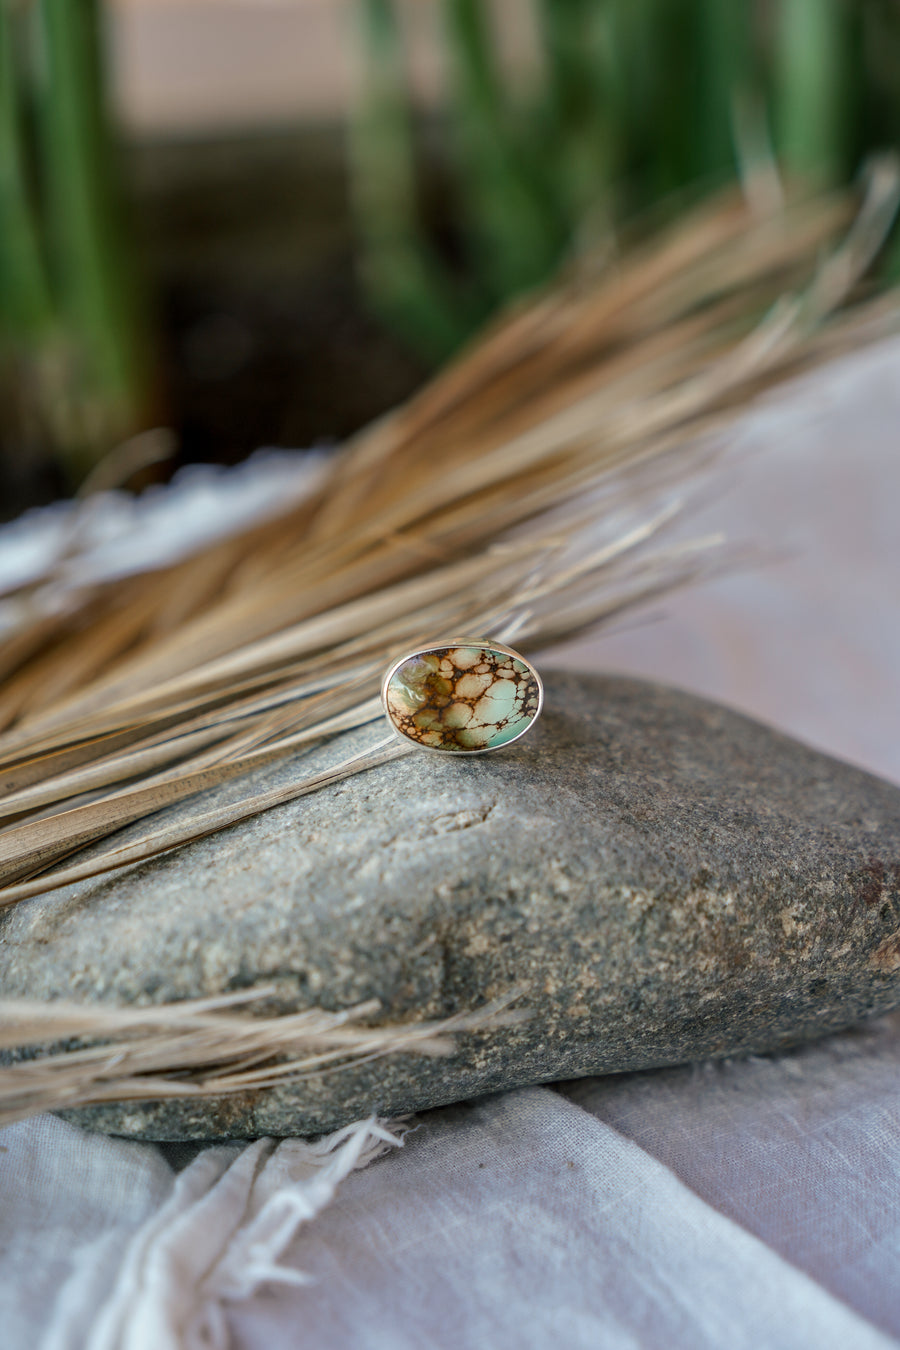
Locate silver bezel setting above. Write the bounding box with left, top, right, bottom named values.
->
left=380, top=638, right=544, bottom=755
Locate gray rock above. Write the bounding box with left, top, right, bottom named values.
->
left=2, top=672, right=900, bottom=1141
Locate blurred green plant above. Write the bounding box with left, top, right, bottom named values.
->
left=1, top=0, right=898, bottom=495
left=0, top=0, right=151, bottom=490
left=352, top=0, right=900, bottom=361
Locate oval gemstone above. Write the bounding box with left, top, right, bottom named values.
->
left=383, top=644, right=542, bottom=752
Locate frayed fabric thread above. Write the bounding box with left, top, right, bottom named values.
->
left=42, top=1116, right=406, bottom=1350
left=207, top=1118, right=404, bottom=1305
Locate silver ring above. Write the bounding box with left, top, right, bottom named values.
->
left=381, top=640, right=543, bottom=754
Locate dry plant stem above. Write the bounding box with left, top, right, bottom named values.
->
left=0, top=179, right=898, bottom=1129
left=0, top=496, right=715, bottom=889
left=0, top=177, right=897, bottom=913
left=0, top=987, right=526, bottom=1127
left=0, top=682, right=384, bottom=829
left=0, top=735, right=412, bottom=903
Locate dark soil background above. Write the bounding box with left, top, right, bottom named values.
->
left=0, top=127, right=431, bottom=520
left=135, top=127, right=430, bottom=474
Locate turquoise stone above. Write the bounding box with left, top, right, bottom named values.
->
left=383, top=644, right=542, bottom=753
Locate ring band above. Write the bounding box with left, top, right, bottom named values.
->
left=381, top=640, right=543, bottom=754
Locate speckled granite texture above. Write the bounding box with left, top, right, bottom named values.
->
left=2, top=671, right=900, bottom=1140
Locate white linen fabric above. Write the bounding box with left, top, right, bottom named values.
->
left=0, top=1115, right=402, bottom=1350
left=225, top=1067, right=900, bottom=1350
left=3, top=1026, right=900, bottom=1349
left=1, top=338, right=899, bottom=1347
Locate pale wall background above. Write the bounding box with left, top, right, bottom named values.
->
left=109, top=0, right=534, bottom=134
left=552, top=337, right=900, bottom=787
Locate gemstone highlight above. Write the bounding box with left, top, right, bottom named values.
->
left=383, top=644, right=542, bottom=752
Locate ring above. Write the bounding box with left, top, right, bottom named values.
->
left=381, top=640, right=543, bottom=754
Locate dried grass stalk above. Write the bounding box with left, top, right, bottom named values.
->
left=0, top=174, right=899, bottom=1126
left=0, top=179, right=894, bottom=903
left=0, top=986, right=526, bottom=1127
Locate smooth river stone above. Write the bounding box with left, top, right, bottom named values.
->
left=2, top=672, right=900, bottom=1141
left=383, top=644, right=542, bottom=751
